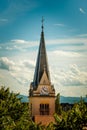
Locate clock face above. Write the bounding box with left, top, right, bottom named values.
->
left=40, top=86, right=49, bottom=95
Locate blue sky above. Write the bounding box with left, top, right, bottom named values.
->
left=0, top=0, right=87, bottom=97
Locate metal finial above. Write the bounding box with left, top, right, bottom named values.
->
left=41, top=16, right=44, bottom=31
left=41, top=17, right=44, bottom=25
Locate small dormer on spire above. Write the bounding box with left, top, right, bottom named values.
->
left=39, top=66, right=50, bottom=85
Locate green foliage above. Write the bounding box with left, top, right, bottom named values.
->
left=46, top=122, right=55, bottom=130
left=54, top=98, right=87, bottom=130
left=55, top=93, right=62, bottom=115
left=0, top=87, right=33, bottom=130
left=29, top=122, right=45, bottom=130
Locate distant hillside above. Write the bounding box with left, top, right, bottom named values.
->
left=60, top=96, right=87, bottom=104
left=18, top=95, right=29, bottom=102
left=18, top=94, right=87, bottom=104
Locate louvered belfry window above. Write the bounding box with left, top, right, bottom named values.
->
left=40, top=104, right=49, bottom=115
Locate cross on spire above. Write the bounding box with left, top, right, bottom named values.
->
left=41, top=16, right=44, bottom=25
left=41, top=16, right=44, bottom=31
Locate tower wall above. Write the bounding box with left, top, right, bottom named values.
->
left=29, top=96, right=55, bottom=116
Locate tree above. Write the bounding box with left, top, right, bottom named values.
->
left=55, top=93, right=62, bottom=115
left=0, top=87, right=46, bottom=130
left=54, top=98, right=87, bottom=130
left=0, top=87, right=32, bottom=129
left=46, top=122, right=55, bottom=130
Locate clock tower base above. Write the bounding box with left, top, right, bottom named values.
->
left=29, top=96, right=55, bottom=125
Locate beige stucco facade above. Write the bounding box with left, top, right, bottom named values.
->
left=29, top=96, right=55, bottom=116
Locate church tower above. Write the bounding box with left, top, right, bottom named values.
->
left=29, top=18, right=55, bottom=125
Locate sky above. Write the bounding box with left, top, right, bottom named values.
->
left=0, top=0, right=87, bottom=97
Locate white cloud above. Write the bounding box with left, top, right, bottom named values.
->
left=0, top=69, right=27, bottom=95
left=0, top=57, right=35, bottom=71
left=0, top=18, right=8, bottom=22
left=79, top=8, right=86, bottom=14
left=51, top=64, right=87, bottom=97
left=68, top=29, right=77, bottom=32
left=59, top=86, right=87, bottom=97
left=0, top=18, right=8, bottom=25
left=0, top=57, right=15, bottom=70
left=23, top=60, right=35, bottom=68
left=46, top=37, right=87, bottom=45
left=11, top=39, right=38, bottom=48
left=77, top=34, right=87, bottom=37
left=53, top=50, right=81, bottom=57
left=6, top=47, right=13, bottom=50
left=0, top=34, right=87, bottom=97
left=11, top=39, right=29, bottom=44
left=0, top=0, right=38, bottom=23
left=70, top=65, right=87, bottom=85
left=0, top=57, right=35, bottom=87
left=54, top=23, right=65, bottom=27
left=0, top=56, right=87, bottom=97
left=10, top=37, right=87, bottom=48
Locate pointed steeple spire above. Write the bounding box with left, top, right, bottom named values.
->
left=33, top=17, right=51, bottom=89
